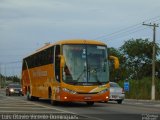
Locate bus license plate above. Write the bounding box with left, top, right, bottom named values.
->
left=84, top=96, right=91, bottom=100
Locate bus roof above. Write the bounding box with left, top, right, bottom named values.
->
left=23, top=39, right=107, bottom=59
left=54, top=39, right=106, bottom=46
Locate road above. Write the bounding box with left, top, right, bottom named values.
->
left=0, top=89, right=160, bottom=120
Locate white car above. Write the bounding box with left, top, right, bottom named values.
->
left=109, top=82, right=125, bottom=104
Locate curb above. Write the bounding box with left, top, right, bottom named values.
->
left=124, top=99, right=160, bottom=104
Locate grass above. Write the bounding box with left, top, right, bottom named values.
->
left=118, top=77, right=160, bottom=100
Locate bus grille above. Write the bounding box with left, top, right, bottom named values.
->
left=77, top=92, right=98, bottom=94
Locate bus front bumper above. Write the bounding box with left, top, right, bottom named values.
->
left=57, top=91, right=109, bottom=102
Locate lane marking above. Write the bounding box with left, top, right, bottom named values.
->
left=7, top=97, right=74, bottom=113
left=0, top=111, right=64, bottom=113
left=0, top=107, right=53, bottom=109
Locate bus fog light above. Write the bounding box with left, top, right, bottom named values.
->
left=106, top=96, right=109, bottom=99
left=64, top=97, right=67, bottom=99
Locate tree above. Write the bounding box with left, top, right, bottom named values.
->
left=120, top=38, right=160, bottom=80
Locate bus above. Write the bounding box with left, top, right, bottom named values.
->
left=21, top=39, right=119, bottom=106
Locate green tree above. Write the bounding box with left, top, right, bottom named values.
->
left=120, top=38, right=160, bottom=80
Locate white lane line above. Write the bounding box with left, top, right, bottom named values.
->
left=0, top=98, right=8, bottom=102
left=0, top=104, right=41, bottom=106
left=0, top=111, right=64, bottom=113
left=0, top=107, right=52, bottom=109
left=7, top=97, right=74, bottom=113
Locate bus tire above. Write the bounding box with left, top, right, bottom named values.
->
left=48, top=87, right=52, bottom=99
left=104, top=101, right=108, bottom=103
left=51, top=100, right=58, bottom=106
left=86, top=101, right=94, bottom=106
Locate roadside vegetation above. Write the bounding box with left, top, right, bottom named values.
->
left=109, top=38, right=160, bottom=100
left=0, top=74, right=20, bottom=88
left=118, top=77, right=160, bottom=100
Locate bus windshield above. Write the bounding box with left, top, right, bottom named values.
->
left=62, top=44, right=109, bottom=85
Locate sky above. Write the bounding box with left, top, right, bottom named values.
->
left=0, top=0, right=160, bottom=76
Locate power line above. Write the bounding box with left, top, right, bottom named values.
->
left=95, top=23, right=141, bottom=40
left=99, top=26, right=147, bottom=41
left=0, top=61, right=22, bottom=64
left=94, top=15, right=160, bottom=41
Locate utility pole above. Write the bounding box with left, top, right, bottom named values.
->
left=0, top=63, right=1, bottom=89
left=142, top=22, right=159, bottom=100
left=4, top=64, right=6, bottom=88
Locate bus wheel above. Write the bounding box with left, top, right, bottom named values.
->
left=35, top=97, right=39, bottom=101
left=51, top=100, right=58, bottom=106
left=86, top=101, right=94, bottom=106
left=48, top=88, right=52, bottom=99
left=104, top=101, right=108, bottom=103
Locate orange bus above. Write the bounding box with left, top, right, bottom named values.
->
left=21, top=39, right=119, bottom=105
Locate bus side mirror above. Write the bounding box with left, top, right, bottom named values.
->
left=109, top=56, right=119, bottom=69
left=58, top=55, right=65, bottom=68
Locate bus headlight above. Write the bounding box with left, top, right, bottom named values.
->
left=98, top=89, right=108, bottom=94
left=62, top=88, right=77, bottom=94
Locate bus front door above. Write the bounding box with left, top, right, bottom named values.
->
left=55, top=45, right=60, bottom=82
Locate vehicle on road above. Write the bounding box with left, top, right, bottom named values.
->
left=6, top=83, right=23, bottom=96
left=22, top=39, right=119, bottom=106
left=109, top=82, right=125, bottom=104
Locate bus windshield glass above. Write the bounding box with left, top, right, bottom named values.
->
left=62, top=44, right=109, bottom=85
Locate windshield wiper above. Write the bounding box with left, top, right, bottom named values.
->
left=94, top=73, right=102, bottom=85
left=76, top=68, right=87, bottom=82
left=88, top=66, right=102, bottom=85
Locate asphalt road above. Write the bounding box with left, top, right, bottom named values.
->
left=0, top=89, right=160, bottom=120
